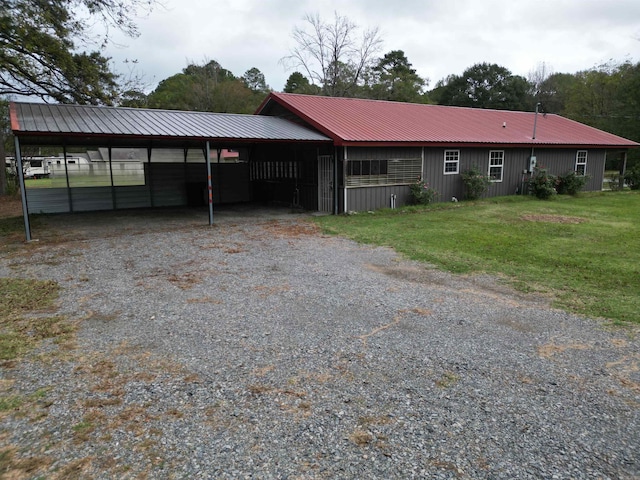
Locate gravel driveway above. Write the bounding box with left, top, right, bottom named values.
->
left=1, top=207, right=639, bottom=479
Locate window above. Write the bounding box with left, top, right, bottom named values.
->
left=575, top=150, right=587, bottom=176
left=488, top=151, right=504, bottom=182
left=348, top=160, right=388, bottom=177
left=346, top=157, right=421, bottom=187
left=444, top=150, right=459, bottom=175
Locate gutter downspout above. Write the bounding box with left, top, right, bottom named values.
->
left=14, top=136, right=31, bottom=241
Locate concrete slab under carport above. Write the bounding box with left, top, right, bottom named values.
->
left=21, top=204, right=313, bottom=244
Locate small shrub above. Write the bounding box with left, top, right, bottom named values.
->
left=4, top=173, right=18, bottom=196
left=408, top=179, right=438, bottom=205
left=528, top=167, right=556, bottom=200
left=606, top=172, right=624, bottom=191
left=461, top=166, right=492, bottom=200
left=556, top=171, right=590, bottom=195
left=624, top=164, right=640, bottom=190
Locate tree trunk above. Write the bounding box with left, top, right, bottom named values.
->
left=0, top=133, right=6, bottom=195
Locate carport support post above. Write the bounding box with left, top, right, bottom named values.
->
left=205, top=141, right=214, bottom=225
left=63, top=145, right=72, bottom=212
left=14, top=136, right=31, bottom=241
left=333, top=148, right=339, bottom=215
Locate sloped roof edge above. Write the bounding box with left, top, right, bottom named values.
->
left=11, top=102, right=332, bottom=144
left=258, top=92, right=639, bottom=149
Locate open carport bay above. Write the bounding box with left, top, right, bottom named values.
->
left=1, top=210, right=638, bottom=479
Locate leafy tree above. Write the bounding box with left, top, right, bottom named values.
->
left=119, top=89, right=148, bottom=108
left=281, top=12, right=383, bottom=97
left=147, top=74, right=197, bottom=111
left=367, top=50, right=427, bottom=103
left=147, top=60, right=262, bottom=114
left=434, top=63, right=533, bottom=110
left=283, top=71, right=321, bottom=94
left=0, top=0, right=155, bottom=104
left=242, top=68, right=270, bottom=94
left=562, top=61, right=640, bottom=170
left=535, top=72, right=579, bottom=114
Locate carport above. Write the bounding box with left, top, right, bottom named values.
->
left=10, top=102, right=332, bottom=240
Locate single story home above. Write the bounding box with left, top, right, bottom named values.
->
left=256, top=93, right=639, bottom=212
left=10, top=94, right=638, bottom=239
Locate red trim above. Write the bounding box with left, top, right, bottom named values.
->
left=9, top=102, right=20, bottom=131
left=254, top=93, right=273, bottom=114
left=264, top=93, right=344, bottom=143
left=13, top=130, right=332, bottom=145
left=336, top=140, right=632, bottom=149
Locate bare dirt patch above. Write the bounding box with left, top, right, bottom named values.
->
left=261, top=220, right=320, bottom=238
left=538, top=342, right=591, bottom=359
left=521, top=214, right=587, bottom=224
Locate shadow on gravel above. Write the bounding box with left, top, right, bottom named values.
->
left=14, top=204, right=311, bottom=244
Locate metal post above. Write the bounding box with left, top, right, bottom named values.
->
left=205, top=141, right=213, bottom=225
left=14, top=136, right=31, bottom=241
left=333, top=147, right=339, bottom=215
left=343, top=146, right=348, bottom=213
left=532, top=102, right=540, bottom=140
left=147, top=146, right=154, bottom=207
left=217, top=148, right=222, bottom=204
left=620, top=151, right=628, bottom=190
left=108, top=146, right=116, bottom=209
left=62, top=145, right=72, bottom=212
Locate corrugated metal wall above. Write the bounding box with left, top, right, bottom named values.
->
left=343, top=147, right=419, bottom=211
left=424, top=147, right=606, bottom=202
left=26, top=161, right=250, bottom=214
left=345, top=185, right=410, bottom=212
left=343, top=146, right=608, bottom=211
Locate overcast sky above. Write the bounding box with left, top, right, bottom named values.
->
left=103, top=0, right=640, bottom=94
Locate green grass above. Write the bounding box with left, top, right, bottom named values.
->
left=25, top=175, right=145, bottom=189
left=0, top=277, right=73, bottom=361
left=314, top=191, right=640, bottom=324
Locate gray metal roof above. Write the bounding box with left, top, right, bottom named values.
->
left=10, top=102, right=331, bottom=146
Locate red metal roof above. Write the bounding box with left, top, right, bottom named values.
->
left=257, top=92, right=639, bottom=148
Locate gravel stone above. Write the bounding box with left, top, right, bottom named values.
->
left=0, top=206, right=638, bottom=479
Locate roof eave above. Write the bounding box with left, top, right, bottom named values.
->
left=13, top=130, right=332, bottom=147
left=259, top=93, right=344, bottom=144
left=337, top=140, right=640, bottom=149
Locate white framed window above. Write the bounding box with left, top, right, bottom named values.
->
left=488, top=150, right=504, bottom=182
left=444, top=150, right=459, bottom=175
left=575, top=150, right=587, bottom=176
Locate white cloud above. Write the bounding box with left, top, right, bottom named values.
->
left=102, top=0, right=640, bottom=94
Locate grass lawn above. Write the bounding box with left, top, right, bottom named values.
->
left=313, top=191, right=640, bottom=324
left=25, top=176, right=145, bottom=189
